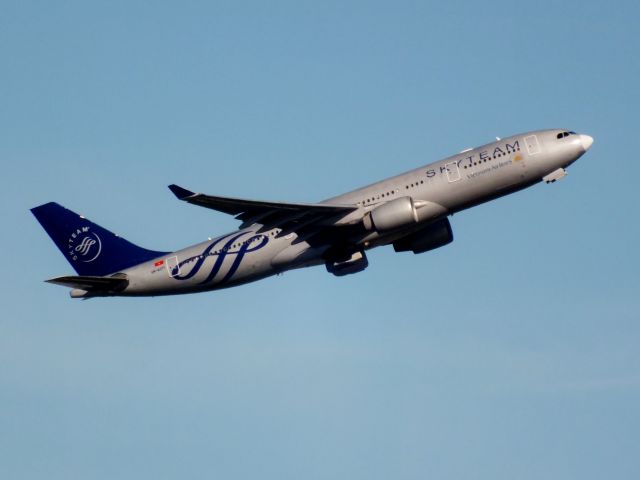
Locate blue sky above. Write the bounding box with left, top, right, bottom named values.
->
left=2, top=0, right=639, bottom=478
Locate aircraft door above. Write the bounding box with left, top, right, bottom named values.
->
left=165, top=255, right=181, bottom=277
left=524, top=135, right=541, bottom=155
left=445, top=161, right=461, bottom=182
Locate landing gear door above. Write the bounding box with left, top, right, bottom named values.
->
left=445, top=161, right=461, bottom=182
left=166, top=255, right=180, bottom=278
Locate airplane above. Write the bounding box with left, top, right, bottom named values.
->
left=31, top=128, right=593, bottom=298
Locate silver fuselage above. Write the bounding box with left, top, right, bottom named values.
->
left=119, top=129, right=590, bottom=296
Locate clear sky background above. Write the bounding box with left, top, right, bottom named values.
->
left=1, top=1, right=639, bottom=479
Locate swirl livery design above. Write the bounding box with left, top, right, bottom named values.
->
left=170, top=232, right=269, bottom=285
left=67, top=227, right=102, bottom=263
left=75, top=236, right=96, bottom=255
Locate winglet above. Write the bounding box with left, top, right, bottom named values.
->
left=168, top=184, right=195, bottom=200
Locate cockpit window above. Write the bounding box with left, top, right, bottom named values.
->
left=556, top=131, right=577, bottom=139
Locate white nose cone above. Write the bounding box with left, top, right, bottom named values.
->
left=580, top=134, right=594, bottom=151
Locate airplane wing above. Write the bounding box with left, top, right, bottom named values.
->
left=168, top=184, right=359, bottom=236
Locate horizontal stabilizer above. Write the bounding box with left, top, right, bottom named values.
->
left=46, top=274, right=129, bottom=292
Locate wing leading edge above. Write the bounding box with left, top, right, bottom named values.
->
left=168, top=184, right=358, bottom=235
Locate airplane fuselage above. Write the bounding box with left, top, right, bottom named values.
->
left=113, top=128, right=591, bottom=297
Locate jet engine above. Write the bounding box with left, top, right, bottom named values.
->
left=325, top=250, right=369, bottom=277
left=392, top=218, right=453, bottom=254
left=363, top=196, right=419, bottom=232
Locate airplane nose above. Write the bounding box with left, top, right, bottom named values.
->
left=580, top=134, right=594, bottom=151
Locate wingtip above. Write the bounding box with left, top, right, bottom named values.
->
left=168, top=184, right=195, bottom=199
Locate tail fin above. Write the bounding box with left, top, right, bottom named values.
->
left=31, top=202, right=168, bottom=276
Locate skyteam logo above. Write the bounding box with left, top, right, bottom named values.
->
left=67, top=226, right=102, bottom=262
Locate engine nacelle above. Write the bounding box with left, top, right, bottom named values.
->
left=364, top=196, right=419, bottom=232
left=393, top=218, right=453, bottom=254
left=325, top=250, right=369, bottom=277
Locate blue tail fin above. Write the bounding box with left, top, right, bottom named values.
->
left=31, top=202, right=168, bottom=276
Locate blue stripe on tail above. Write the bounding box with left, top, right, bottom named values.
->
left=31, top=202, right=168, bottom=276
